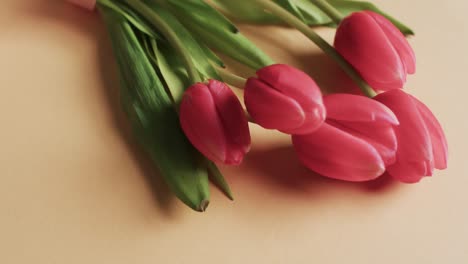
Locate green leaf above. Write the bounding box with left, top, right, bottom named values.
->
left=198, top=38, right=226, bottom=69
left=140, top=34, right=234, bottom=202
left=165, top=0, right=275, bottom=69
left=208, top=162, right=234, bottom=201
left=97, top=0, right=162, bottom=39
left=139, top=32, right=219, bottom=104
left=136, top=1, right=221, bottom=80
left=142, top=37, right=234, bottom=202
left=209, top=0, right=277, bottom=23
left=98, top=5, right=211, bottom=212
left=326, top=0, right=414, bottom=35
left=147, top=37, right=188, bottom=103
left=274, top=0, right=307, bottom=22
left=209, top=0, right=414, bottom=35
left=295, top=0, right=335, bottom=25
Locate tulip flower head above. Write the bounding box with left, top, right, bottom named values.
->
left=180, top=80, right=251, bottom=165
left=244, top=64, right=326, bottom=135
left=335, top=11, right=416, bottom=91
left=375, top=90, right=448, bottom=183
left=292, top=94, right=399, bottom=182
left=67, top=0, right=96, bottom=10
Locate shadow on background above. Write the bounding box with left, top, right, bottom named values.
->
left=238, top=144, right=399, bottom=196
left=22, top=0, right=176, bottom=216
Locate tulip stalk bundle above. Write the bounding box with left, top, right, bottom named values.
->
left=69, top=0, right=448, bottom=211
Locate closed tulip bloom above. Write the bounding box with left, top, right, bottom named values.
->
left=244, top=64, right=326, bottom=135
left=292, top=94, right=398, bottom=182
left=180, top=80, right=251, bottom=165
left=375, top=90, right=448, bottom=183
left=334, top=11, right=416, bottom=91
left=67, top=0, right=96, bottom=10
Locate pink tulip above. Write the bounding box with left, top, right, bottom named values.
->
left=374, top=90, right=448, bottom=183
left=244, top=64, right=326, bottom=135
left=180, top=80, right=251, bottom=165
left=67, top=0, right=96, bottom=10
left=292, top=94, right=398, bottom=182
left=334, top=11, right=416, bottom=91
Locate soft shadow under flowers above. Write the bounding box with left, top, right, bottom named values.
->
left=237, top=144, right=400, bottom=196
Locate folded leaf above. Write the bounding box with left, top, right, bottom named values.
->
left=142, top=35, right=235, bottom=201
left=209, top=0, right=277, bottom=23
left=142, top=36, right=187, bottom=103
left=98, top=0, right=162, bottom=39
left=165, top=0, right=274, bottom=69
left=208, top=162, right=234, bottom=201
left=276, top=0, right=306, bottom=22
left=99, top=5, right=210, bottom=212
left=123, top=0, right=220, bottom=81
left=210, top=0, right=413, bottom=35
left=326, top=0, right=414, bottom=35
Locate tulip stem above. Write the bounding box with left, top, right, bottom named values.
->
left=124, top=0, right=202, bottom=84
left=254, top=0, right=376, bottom=98
left=312, top=0, right=344, bottom=25
left=217, top=68, right=247, bottom=88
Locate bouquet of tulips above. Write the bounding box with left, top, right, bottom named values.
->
left=69, top=0, right=448, bottom=212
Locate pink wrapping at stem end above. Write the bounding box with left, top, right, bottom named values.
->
left=67, top=0, right=96, bottom=11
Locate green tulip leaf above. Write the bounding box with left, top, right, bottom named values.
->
left=147, top=39, right=235, bottom=202
left=165, top=0, right=275, bottom=69
left=326, top=0, right=414, bottom=35
left=209, top=0, right=277, bottom=23
left=97, top=0, right=162, bottom=39
left=210, top=0, right=414, bottom=35
left=146, top=2, right=221, bottom=79
left=143, top=36, right=188, bottom=103
left=142, top=35, right=235, bottom=202
left=208, top=162, right=234, bottom=201
left=99, top=5, right=211, bottom=212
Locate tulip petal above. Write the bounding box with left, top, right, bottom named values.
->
left=207, top=80, right=251, bottom=165
left=411, top=95, right=448, bottom=169
left=375, top=90, right=433, bottom=163
left=256, top=64, right=323, bottom=106
left=335, top=12, right=406, bottom=90
left=366, top=11, right=416, bottom=74
left=245, top=78, right=306, bottom=132
left=426, top=159, right=435, bottom=176
left=244, top=64, right=325, bottom=134
left=387, top=160, right=430, bottom=183
left=292, top=124, right=385, bottom=182
left=328, top=120, right=397, bottom=166
left=255, top=64, right=326, bottom=134
left=324, top=94, right=398, bottom=125
left=284, top=104, right=326, bottom=135
left=180, top=83, right=228, bottom=164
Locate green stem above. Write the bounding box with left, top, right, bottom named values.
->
left=217, top=68, right=247, bottom=88
left=312, top=0, right=344, bottom=24
left=124, top=0, right=202, bottom=84
left=254, top=0, right=376, bottom=97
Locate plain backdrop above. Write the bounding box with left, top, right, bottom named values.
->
left=0, top=0, right=467, bottom=263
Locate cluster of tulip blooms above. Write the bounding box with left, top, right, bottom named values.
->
left=69, top=0, right=447, bottom=211
left=181, top=10, right=447, bottom=183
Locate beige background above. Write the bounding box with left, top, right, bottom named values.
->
left=1, top=0, right=467, bottom=263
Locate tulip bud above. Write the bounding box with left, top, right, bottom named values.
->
left=334, top=11, right=416, bottom=91
left=292, top=94, right=398, bottom=182
left=244, top=64, right=326, bottom=135
left=67, top=0, right=96, bottom=10
left=180, top=80, right=251, bottom=165
left=375, top=90, right=448, bottom=183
